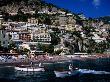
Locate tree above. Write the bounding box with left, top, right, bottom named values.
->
left=82, top=26, right=94, bottom=37
left=8, top=42, right=16, bottom=50
left=95, top=41, right=108, bottom=53
left=50, top=32, right=60, bottom=45
left=38, top=44, right=54, bottom=54
left=86, top=39, right=96, bottom=54
left=54, top=49, right=63, bottom=55
left=44, top=17, right=51, bottom=25
left=42, top=45, right=54, bottom=54
left=72, top=31, right=84, bottom=52
left=23, top=48, right=30, bottom=55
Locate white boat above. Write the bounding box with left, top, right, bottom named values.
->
left=15, top=64, right=45, bottom=72
left=54, top=64, right=78, bottom=78
left=54, top=70, right=79, bottom=78
left=54, top=71, right=70, bottom=78
left=54, top=69, right=110, bottom=78
left=54, top=64, right=110, bottom=78
left=15, top=67, right=44, bottom=72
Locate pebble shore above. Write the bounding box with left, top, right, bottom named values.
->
left=0, top=54, right=110, bottom=66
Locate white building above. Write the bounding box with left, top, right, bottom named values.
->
left=34, top=33, right=51, bottom=43
left=0, top=14, right=11, bottom=48
left=0, top=29, right=12, bottom=48
left=92, top=32, right=106, bottom=43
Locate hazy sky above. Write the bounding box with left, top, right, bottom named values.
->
left=44, top=0, right=110, bottom=18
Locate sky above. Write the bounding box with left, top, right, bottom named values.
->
left=44, top=0, right=110, bottom=18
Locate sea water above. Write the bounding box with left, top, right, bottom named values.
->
left=0, top=58, right=110, bottom=82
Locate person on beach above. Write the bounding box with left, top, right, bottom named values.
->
left=38, top=63, right=42, bottom=67
left=30, top=61, right=33, bottom=66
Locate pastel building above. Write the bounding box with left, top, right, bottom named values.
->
left=0, top=14, right=11, bottom=48
left=34, top=33, right=51, bottom=43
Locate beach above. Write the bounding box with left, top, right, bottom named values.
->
left=0, top=54, right=110, bottom=66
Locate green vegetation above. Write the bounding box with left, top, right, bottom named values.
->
left=97, top=16, right=110, bottom=24
left=82, top=26, right=94, bottom=37
left=50, top=32, right=60, bottom=45
left=54, top=49, right=63, bottom=55
left=38, top=43, right=54, bottom=54
left=18, top=48, right=30, bottom=55
left=23, top=48, right=30, bottom=55
left=8, top=42, right=16, bottom=50
left=36, top=14, right=52, bottom=25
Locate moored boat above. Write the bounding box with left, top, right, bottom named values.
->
left=15, top=66, right=44, bottom=72
left=15, top=63, right=45, bottom=72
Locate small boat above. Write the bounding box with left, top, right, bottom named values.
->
left=15, top=63, right=45, bottom=72
left=54, top=64, right=78, bottom=78
left=54, top=71, right=69, bottom=78
left=15, top=66, right=44, bottom=72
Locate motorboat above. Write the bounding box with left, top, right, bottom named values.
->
left=54, top=64, right=110, bottom=78
left=54, top=70, right=70, bottom=78
left=15, top=63, right=45, bottom=72
left=54, top=64, right=78, bottom=78
left=15, top=66, right=44, bottom=72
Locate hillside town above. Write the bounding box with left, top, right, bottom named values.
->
left=0, top=0, right=110, bottom=63
left=0, top=1, right=110, bottom=82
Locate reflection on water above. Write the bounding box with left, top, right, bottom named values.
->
left=0, top=66, right=55, bottom=82
left=0, top=58, right=110, bottom=82
left=0, top=67, right=15, bottom=79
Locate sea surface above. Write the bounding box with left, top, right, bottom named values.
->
left=0, top=58, right=110, bottom=82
